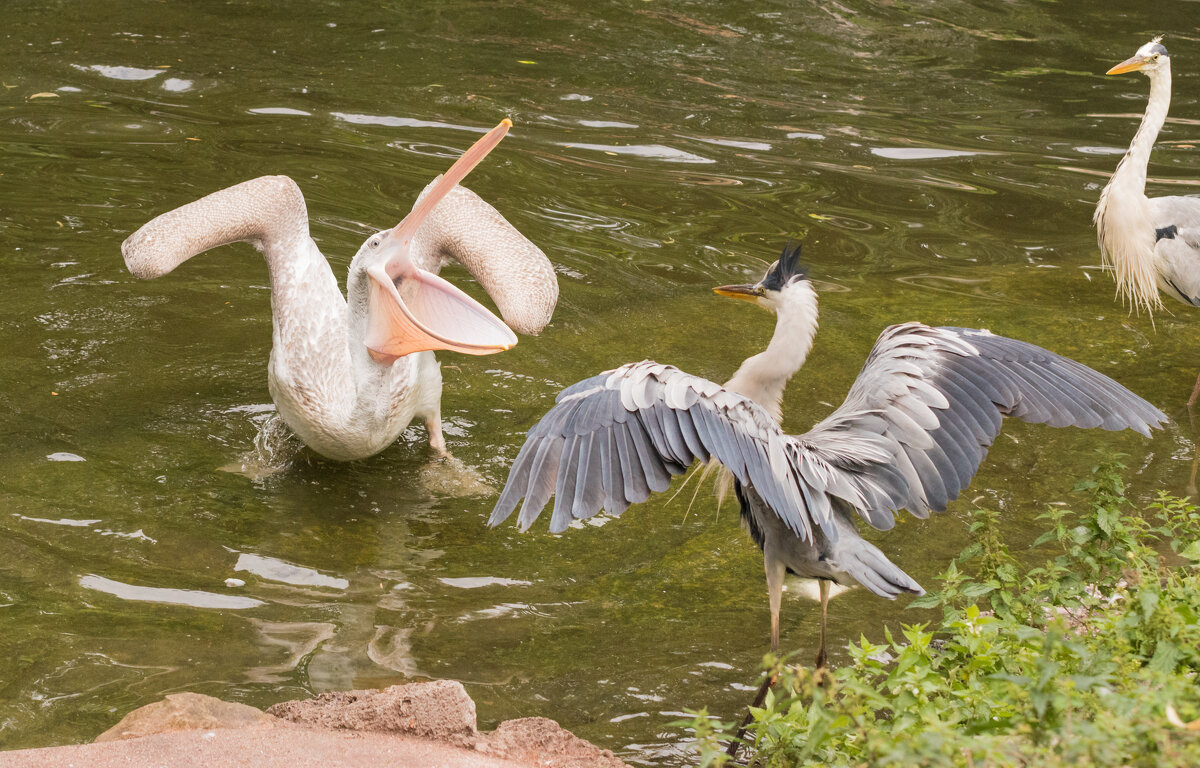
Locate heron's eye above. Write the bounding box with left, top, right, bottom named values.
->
left=1153, top=54, right=1160, bottom=61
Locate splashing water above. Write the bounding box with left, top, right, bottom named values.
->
left=218, top=412, right=305, bottom=481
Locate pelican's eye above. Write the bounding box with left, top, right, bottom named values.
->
left=368, top=235, right=383, bottom=249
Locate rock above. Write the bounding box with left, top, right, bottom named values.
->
left=267, top=680, right=477, bottom=744
left=480, top=717, right=630, bottom=768
left=94, top=692, right=277, bottom=743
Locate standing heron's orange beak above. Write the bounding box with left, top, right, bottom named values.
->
left=1107, top=55, right=1151, bottom=75
left=365, top=119, right=520, bottom=364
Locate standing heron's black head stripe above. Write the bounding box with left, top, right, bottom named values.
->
left=1149, top=42, right=1169, bottom=57
left=762, top=241, right=809, bottom=290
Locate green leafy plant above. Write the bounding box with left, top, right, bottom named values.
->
left=682, top=460, right=1200, bottom=767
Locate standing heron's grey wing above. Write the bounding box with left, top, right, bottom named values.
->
left=1149, top=195, right=1200, bottom=241
left=1149, top=195, right=1200, bottom=305
left=795, top=323, right=1166, bottom=534
left=489, top=361, right=817, bottom=538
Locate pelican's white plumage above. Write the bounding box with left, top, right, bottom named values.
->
left=123, top=121, right=558, bottom=460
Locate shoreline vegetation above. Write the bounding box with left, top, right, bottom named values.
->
left=686, top=457, right=1200, bottom=767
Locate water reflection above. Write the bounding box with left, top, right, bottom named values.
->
left=72, top=64, right=164, bottom=81
left=246, top=620, right=337, bottom=684
left=233, top=553, right=350, bottom=590
left=79, top=575, right=265, bottom=610
left=1, top=0, right=1198, bottom=763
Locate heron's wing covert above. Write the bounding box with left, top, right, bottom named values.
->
left=797, top=323, right=1166, bottom=533
left=1150, top=196, right=1200, bottom=305
left=489, top=361, right=820, bottom=539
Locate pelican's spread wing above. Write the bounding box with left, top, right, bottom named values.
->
left=489, top=361, right=820, bottom=539
left=800, top=323, right=1167, bottom=532
left=1150, top=196, right=1200, bottom=306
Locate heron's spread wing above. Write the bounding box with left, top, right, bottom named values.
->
left=489, top=361, right=829, bottom=539
left=799, top=324, right=1167, bottom=532
left=1149, top=196, right=1200, bottom=305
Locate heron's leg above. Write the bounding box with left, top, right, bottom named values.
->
left=726, top=558, right=787, bottom=759
left=1189, top=372, right=1200, bottom=409
left=814, top=579, right=830, bottom=670
left=1187, top=403, right=1200, bottom=499
left=766, top=556, right=785, bottom=654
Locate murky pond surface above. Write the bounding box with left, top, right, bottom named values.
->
left=2, top=1, right=1198, bottom=762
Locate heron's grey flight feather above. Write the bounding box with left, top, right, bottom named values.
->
left=491, top=326, right=1165, bottom=553
left=800, top=324, right=1165, bottom=528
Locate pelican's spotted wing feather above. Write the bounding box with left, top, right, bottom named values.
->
left=800, top=323, right=1167, bottom=532
left=490, top=361, right=818, bottom=538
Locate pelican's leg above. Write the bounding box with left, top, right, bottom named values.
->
left=414, top=352, right=449, bottom=457
left=425, top=413, right=448, bottom=457
left=1189, top=372, right=1200, bottom=409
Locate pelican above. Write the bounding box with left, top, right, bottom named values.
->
left=123, top=120, right=558, bottom=461
left=1095, top=38, right=1200, bottom=399
left=490, top=242, right=1164, bottom=686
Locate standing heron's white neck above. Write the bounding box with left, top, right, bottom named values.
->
left=1095, top=63, right=1172, bottom=314
left=724, top=280, right=820, bottom=422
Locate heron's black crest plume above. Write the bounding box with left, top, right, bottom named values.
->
left=762, top=240, right=809, bottom=291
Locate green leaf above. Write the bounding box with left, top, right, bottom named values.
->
left=1149, top=640, right=1182, bottom=673
left=1179, top=540, right=1200, bottom=562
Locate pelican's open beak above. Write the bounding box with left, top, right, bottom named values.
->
left=365, top=119, right=519, bottom=364
left=713, top=283, right=762, bottom=302
left=1107, top=55, right=1151, bottom=75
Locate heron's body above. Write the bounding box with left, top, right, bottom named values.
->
left=123, top=122, right=558, bottom=461
left=491, top=243, right=1165, bottom=666
left=1095, top=38, right=1200, bottom=314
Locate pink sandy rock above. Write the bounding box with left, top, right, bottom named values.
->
left=94, top=692, right=278, bottom=742
left=2, top=680, right=631, bottom=768
left=266, top=679, right=477, bottom=744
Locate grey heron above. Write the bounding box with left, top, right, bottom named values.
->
left=489, top=242, right=1165, bottom=676
left=123, top=119, right=558, bottom=461
left=1095, top=38, right=1200, bottom=400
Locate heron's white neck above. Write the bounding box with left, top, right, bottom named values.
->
left=1095, top=65, right=1172, bottom=315
left=724, top=281, right=819, bottom=423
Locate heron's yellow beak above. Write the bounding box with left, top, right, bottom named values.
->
left=713, top=283, right=762, bottom=302
left=1107, top=55, right=1150, bottom=75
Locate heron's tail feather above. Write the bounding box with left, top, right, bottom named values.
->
left=835, top=537, right=924, bottom=599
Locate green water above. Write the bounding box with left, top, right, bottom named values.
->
left=1, top=1, right=1197, bottom=762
